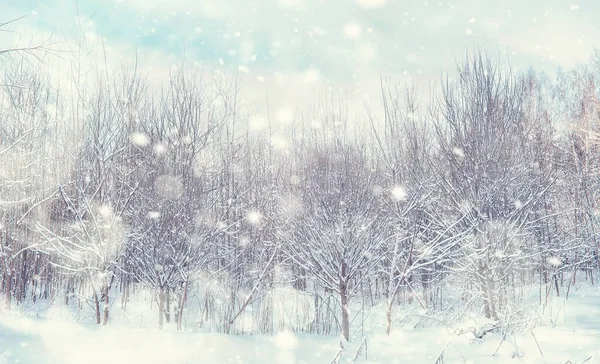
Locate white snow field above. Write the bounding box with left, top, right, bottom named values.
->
left=1, top=285, right=600, bottom=364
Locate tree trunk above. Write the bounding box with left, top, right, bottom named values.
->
left=121, top=279, right=129, bottom=311
left=158, top=285, right=164, bottom=330
left=385, top=283, right=400, bottom=335
left=165, top=288, right=171, bottom=323
left=339, top=261, right=350, bottom=342
left=102, top=281, right=110, bottom=325
left=92, top=290, right=101, bottom=325
left=177, top=280, right=188, bottom=331
left=340, top=281, right=350, bottom=342
left=4, top=271, right=11, bottom=310
left=385, top=303, right=393, bottom=335
left=483, top=281, right=499, bottom=321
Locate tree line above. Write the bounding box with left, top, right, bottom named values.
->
left=2, top=47, right=600, bottom=341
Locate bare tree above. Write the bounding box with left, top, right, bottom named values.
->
left=434, top=51, right=554, bottom=320
left=280, top=143, right=388, bottom=342
left=0, top=17, right=60, bottom=62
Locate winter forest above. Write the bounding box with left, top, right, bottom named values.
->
left=3, top=4, right=600, bottom=364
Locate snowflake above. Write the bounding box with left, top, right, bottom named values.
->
left=181, top=135, right=192, bottom=145
left=239, top=235, right=250, bottom=246
left=274, top=331, right=298, bottom=350
left=249, top=115, right=267, bottom=130
left=98, top=204, right=113, bottom=217
left=153, top=143, right=167, bottom=155
left=547, top=256, right=562, bottom=267
left=275, top=107, right=294, bottom=124
left=343, top=23, right=362, bottom=40
left=148, top=211, right=160, bottom=219
left=130, top=132, right=150, bottom=147
left=304, top=69, right=320, bottom=83
left=246, top=210, right=263, bottom=225
left=453, top=147, right=465, bottom=158
left=391, top=186, right=407, bottom=201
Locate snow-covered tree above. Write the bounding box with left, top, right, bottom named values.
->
left=281, top=144, right=388, bottom=341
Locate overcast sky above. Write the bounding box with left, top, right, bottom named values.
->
left=2, top=0, right=599, bottom=115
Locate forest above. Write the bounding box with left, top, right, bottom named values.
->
left=3, top=27, right=600, bottom=352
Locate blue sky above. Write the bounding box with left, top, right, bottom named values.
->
left=2, top=0, right=600, bottom=111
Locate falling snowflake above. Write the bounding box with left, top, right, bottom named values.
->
left=303, top=69, right=320, bottom=83
left=548, top=256, right=562, bottom=267
left=130, top=132, right=150, bottom=147
left=249, top=114, right=267, bottom=130
left=453, top=147, right=465, bottom=158
left=246, top=210, right=263, bottom=225
left=148, top=211, right=160, bottom=219
left=181, top=135, right=192, bottom=145
left=391, top=186, right=407, bottom=201
left=274, top=331, right=298, bottom=350
left=98, top=205, right=112, bottom=217
left=344, top=23, right=362, bottom=39
left=275, top=107, right=294, bottom=124
left=239, top=235, right=251, bottom=246
left=153, top=143, right=167, bottom=155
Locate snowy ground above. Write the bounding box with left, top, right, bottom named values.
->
left=1, top=287, right=600, bottom=363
